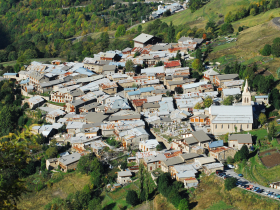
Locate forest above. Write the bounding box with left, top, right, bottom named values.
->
left=0, top=0, right=158, bottom=63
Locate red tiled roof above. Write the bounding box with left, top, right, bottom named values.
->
left=164, top=60, right=181, bottom=68
left=168, top=47, right=188, bottom=53
left=132, top=99, right=147, bottom=107
left=164, top=151, right=182, bottom=158
left=184, top=177, right=197, bottom=181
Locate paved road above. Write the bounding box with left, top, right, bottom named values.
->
left=222, top=168, right=280, bottom=199
left=272, top=17, right=280, bottom=29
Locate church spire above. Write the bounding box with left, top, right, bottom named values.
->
left=242, top=79, right=251, bottom=105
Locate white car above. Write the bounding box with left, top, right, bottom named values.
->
left=227, top=164, right=235, bottom=169
left=263, top=190, right=270, bottom=195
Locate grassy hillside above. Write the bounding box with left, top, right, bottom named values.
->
left=141, top=0, right=262, bottom=30
left=17, top=172, right=90, bottom=210
left=190, top=175, right=280, bottom=210
left=207, top=21, right=280, bottom=76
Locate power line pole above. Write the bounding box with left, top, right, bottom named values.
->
left=131, top=18, right=132, bottom=26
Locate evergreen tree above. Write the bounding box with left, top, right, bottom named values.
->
left=239, top=144, right=249, bottom=160
left=126, top=190, right=139, bottom=206
left=168, top=21, right=175, bottom=43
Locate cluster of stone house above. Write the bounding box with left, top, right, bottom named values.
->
left=6, top=32, right=264, bottom=179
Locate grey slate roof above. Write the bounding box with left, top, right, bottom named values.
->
left=228, top=134, right=252, bottom=144
left=59, top=153, right=81, bottom=166
left=162, top=156, right=184, bottom=167
left=192, top=130, right=211, bottom=143
left=160, top=117, right=172, bottom=122
left=80, top=102, right=100, bottom=111
left=184, top=137, right=198, bottom=144
left=69, top=89, right=84, bottom=97
left=103, top=65, right=116, bottom=71
left=143, top=102, right=160, bottom=109
left=86, top=112, right=109, bottom=123
left=180, top=153, right=200, bottom=160
left=40, top=79, right=63, bottom=88
left=217, top=74, right=239, bottom=81
left=133, top=33, right=154, bottom=43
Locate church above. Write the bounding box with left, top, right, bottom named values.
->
left=209, top=80, right=255, bottom=135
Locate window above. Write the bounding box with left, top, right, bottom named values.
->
left=228, top=124, right=230, bottom=129
left=233, top=144, right=235, bottom=148
left=221, top=125, right=223, bottom=129
left=215, top=125, right=217, bottom=129
left=247, top=124, right=249, bottom=129
left=240, top=125, right=242, bottom=129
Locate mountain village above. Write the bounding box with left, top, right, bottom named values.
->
left=4, top=32, right=267, bottom=192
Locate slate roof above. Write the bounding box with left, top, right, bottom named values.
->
left=192, top=130, right=211, bottom=143
left=59, top=153, right=81, bottom=166
left=228, top=134, right=252, bottom=144
left=133, top=33, right=154, bottom=43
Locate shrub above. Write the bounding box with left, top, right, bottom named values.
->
left=225, top=177, right=237, bottom=191
left=261, top=44, right=271, bottom=56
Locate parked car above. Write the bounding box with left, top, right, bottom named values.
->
left=257, top=189, right=264, bottom=193
left=246, top=185, right=253, bottom=190
left=223, top=175, right=229, bottom=179
left=253, top=187, right=260, bottom=192
left=276, top=194, right=280, bottom=199
left=238, top=174, right=243, bottom=177
left=227, top=164, right=235, bottom=169
left=263, top=190, right=270, bottom=195
left=244, top=185, right=249, bottom=189
left=219, top=173, right=226, bottom=177
left=268, top=192, right=274, bottom=197
left=273, top=193, right=279, bottom=198
left=216, top=170, right=223, bottom=174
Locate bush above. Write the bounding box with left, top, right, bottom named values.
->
left=219, top=23, right=234, bottom=35
left=126, top=190, right=139, bottom=206
left=261, top=44, right=271, bottom=56
left=45, top=147, right=58, bottom=158
left=225, top=177, right=237, bottom=191
left=174, top=87, right=183, bottom=94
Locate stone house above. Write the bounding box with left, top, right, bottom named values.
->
left=99, top=82, right=118, bottom=95
left=228, top=134, right=253, bottom=150
left=117, top=171, right=132, bottom=184
left=139, top=139, right=159, bottom=152
left=58, top=153, right=82, bottom=172
left=209, top=146, right=237, bottom=162
left=203, top=162, right=224, bottom=175
left=203, top=68, right=220, bottom=83
left=46, top=158, right=59, bottom=170
left=213, top=74, right=239, bottom=87
left=46, top=109, right=66, bottom=123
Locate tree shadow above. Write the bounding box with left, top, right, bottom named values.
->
left=103, top=202, right=116, bottom=210
left=189, top=201, right=198, bottom=209
left=248, top=148, right=258, bottom=159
